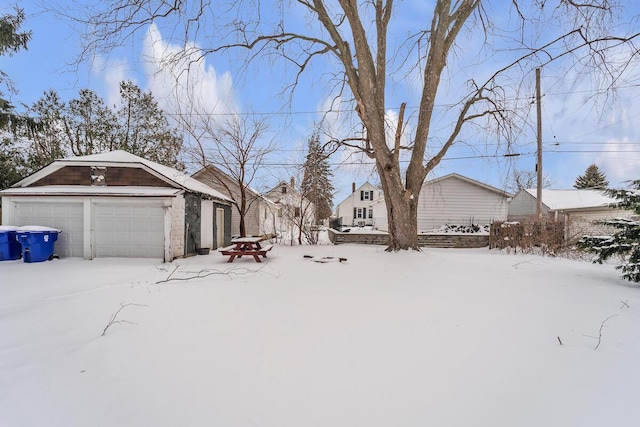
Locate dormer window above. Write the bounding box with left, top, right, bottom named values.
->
left=91, top=167, right=107, bottom=186
left=360, top=190, right=373, bottom=200
left=281, top=186, right=287, bottom=194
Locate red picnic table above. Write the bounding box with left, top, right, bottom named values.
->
left=218, top=236, right=273, bottom=263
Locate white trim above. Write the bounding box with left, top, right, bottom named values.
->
left=83, top=199, right=92, bottom=259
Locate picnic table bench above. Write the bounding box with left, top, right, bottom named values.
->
left=219, top=237, right=273, bottom=263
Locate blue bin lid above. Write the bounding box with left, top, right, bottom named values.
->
left=17, top=225, right=61, bottom=233
left=0, top=226, right=20, bottom=232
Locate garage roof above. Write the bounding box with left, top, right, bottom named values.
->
left=8, top=150, right=232, bottom=203
left=523, top=188, right=616, bottom=211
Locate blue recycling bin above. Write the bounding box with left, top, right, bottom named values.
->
left=0, top=226, right=22, bottom=261
left=16, top=227, right=60, bottom=263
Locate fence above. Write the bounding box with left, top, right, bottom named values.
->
left=489, top=221, right=565, bottom=253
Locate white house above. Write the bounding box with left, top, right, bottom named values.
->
left=508, top=188, right=636, bottom=241
left=0, top=151, right=233, bottom=261
left=362, top=174, right=512, bottom=232
left=334, top=182, right=384, bottom=228
left=263, top=180, right=315, bottom=241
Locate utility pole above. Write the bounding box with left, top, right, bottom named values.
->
left=536, top=68, right=543, bottom=219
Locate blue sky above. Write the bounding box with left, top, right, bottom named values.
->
left=2, top=1, right=640, bottom=205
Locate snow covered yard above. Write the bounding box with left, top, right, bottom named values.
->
left=1, top=245, right=639, bottom=427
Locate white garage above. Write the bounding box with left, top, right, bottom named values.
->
left=93, top=202, right=165, bottom=258
left=0, top=150, right=233, bottom=261
left=10, top=200, right=84, bottom=258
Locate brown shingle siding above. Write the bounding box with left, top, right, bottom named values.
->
left=32, top=166, right=92, bottom=186
left=30, top=166, right=171, bottom=187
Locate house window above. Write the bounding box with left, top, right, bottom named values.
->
left=294, top=207, right=301, bottom=217
left=278, top=208, right=283, bottom=218
left=360, top=190, right=374, bottom=201
left=281, top=186, right=287, bottom=194
left=353, top=207, right=357, bottom=219
left=356, top=208, right=364, bottom=219
left=368, top=208, right=373, bottom=219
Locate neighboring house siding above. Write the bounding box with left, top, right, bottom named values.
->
left=264, top=182, right=315, bottom=238
left=31, top=166, right=168, bottom=187
left=371, top=199, right=388, bottom=231
left=563, top=209, right=636, bottom=242
left=507, top=190, right=550, bottom=222
left=192, top=167, right=264, bottom=237
left=417, top=176, right=509, bottom=231
left=364, top=174, right=509, bottom=233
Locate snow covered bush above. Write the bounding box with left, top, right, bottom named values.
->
left=431, top=224, right=490, bottom=234
left=578, top=180, right=640, bottom=282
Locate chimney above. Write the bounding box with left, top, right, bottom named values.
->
left=290, top=177, right=295, bottom=187
left=352, top=182, right=356, bottom=193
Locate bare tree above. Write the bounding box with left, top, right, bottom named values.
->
left=507, top=168, right=552, bottom=194
left=186, top=111, right=275, bottom=237
left=76, top=1, right=640, bottom=250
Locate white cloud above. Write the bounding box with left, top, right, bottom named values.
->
left=141, top=23, right=237, bottom=120
left=91, top=56, right=132, bottom=108
left=596, top=137, right=640, bottom=187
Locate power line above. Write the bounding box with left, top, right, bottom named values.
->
left=183, top=152, right=537, bottom=168
left=164, top=85, right=640, bottom=118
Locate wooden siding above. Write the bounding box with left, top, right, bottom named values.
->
left=192, top=167, right=264, bottom=236
left=31, top=166, right=168, bottom=187
left=417, top=176, right=509, bottom=231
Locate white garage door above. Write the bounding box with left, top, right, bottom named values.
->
left=94, top=203, right=165, bottom=258
left=14, top=202, right=84, bottom=258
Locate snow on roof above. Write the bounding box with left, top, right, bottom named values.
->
left=14, top=150, right=231, bottom=203
left=0, top=185, right=183, bottom=197
left=524, top=188, right=616, bottom=210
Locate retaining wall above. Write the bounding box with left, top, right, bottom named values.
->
left=327, top=229, right=489, bottom=248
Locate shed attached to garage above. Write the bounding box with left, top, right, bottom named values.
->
left=0, top=150, right=232, bottom=261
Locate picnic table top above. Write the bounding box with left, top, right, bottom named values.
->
left=231, top=236, right=265, bottom=244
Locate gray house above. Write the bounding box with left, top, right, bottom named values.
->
left=508, top=188, right=636, bottom=241
left=1, top=151, right=232, bottom=261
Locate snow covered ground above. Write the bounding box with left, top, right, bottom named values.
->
left=1, top=245, right=639, bottom=427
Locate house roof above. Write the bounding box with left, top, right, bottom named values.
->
left=337, top=174, right=511, bottom=209
left=523, top=188, right=616, bottom=211
left=335, top=181, right=382, bottom=207
left=192, top=164, right=262, bottom=198
left=265, top=180, right=313, bottom=205
left=8, top=150, right=232, bottom=202
left=426, top=173, right=513, bottom=198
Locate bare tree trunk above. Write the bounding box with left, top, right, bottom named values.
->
left=377, top=156, right=420, bottom=250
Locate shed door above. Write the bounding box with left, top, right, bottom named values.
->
left=93, top=203, right=164, bottom=258
left=13, top=201, right=84, bottom=258
left=216, top=208, right=225, bottom=248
